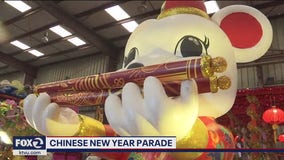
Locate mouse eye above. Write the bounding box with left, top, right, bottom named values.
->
left=174, top=35, right=209, bottom=57
left=124, top=47, right=139, bottom=68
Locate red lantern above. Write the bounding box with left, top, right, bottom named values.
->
left=262, top=106, right=284, bottom=143
left=279, top=134, right=284, bottom=143
left=262, top=106, right=284, bottom=124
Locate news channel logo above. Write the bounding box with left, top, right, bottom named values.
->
left=13, top=136, right=46, bottom=150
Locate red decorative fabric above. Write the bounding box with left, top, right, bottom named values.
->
left=164, top=0, right=207, bottom=13
left=66, top=153, right=82, bottom=160
left=220, top=12, right=263, bottom=49
left=53, top=153, right=66, bottom=160
left=218, top=86, right=284, bottom=127
left=53, top=153, right=82, bottom=160
left=93, top=152, right=130, bottom=160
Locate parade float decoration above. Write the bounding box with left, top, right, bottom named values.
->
left=0, top=80, right=29, bottom=101
left=23, top=0, right=272, bottom=159
left=0, top=93, right=38, bottom=159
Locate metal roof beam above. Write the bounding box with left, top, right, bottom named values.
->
left=10, top=35, right=76, bottom=56
left=26, top=44, right=93, bottom=63
left=3, top=1, right=62, bottom=26
left=74, top=1, right=130, bottom=18
left=93, top=9, right=160, bottom=31
left=3, top=7, right=41, bottom=26
left=2, top=22, right=58, bottom=44
left=0, top=52, right=36, bottom=77
left=253, top=1, right=284, bottom=10
left=35, top=1, right=117, bottom=55
left=1, top=1, right=125, bottom=45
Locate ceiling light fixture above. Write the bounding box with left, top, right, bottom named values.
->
left=67, top=37, right=86, bottom=46
left=28, top=49, right=44, bottom=57
left=4, top=0, right=31, bottom=13
left=49, top=25, right=72, bottom=38
left=105, top=5, right=130, bottom=21
left=122, top=21, right=138, bottom=33
left=10, top=40, right=30, bottom=50
left=204, top=0, right=219, bottom=14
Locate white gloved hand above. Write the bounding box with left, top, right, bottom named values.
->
left=23, top=93, right=80, bottom=136
left=105, top=76, right=199, bottom=141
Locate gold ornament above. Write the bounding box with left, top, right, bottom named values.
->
left=158, top=7, right=209, bottom=20
left=172, top=119, right=208, bottom=159
left=209, top=75, right=218, bottom=93
left=201, top=55, right=214, bottom=77
left=75, top=115, right=106, bottom=136
left=217, top=76, right=231, bottom=90
left=211, top=57, right=227, bottom=73
left=209, top=75, right=231, bottom=93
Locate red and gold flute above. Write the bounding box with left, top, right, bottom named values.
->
left=50, top=75, right=231, bottom=107
left=35, top=56, right=227, bottom=94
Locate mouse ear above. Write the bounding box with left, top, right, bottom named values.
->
left=211, top=5, right=273, bottom=63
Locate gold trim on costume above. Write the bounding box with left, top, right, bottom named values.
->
left=173, top=119, right=208, bottom=159
left=74, top=115, right=105, bottom=136
left=157, top=7, right=209, bottom=19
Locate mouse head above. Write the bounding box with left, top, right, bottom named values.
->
left=123, top=0, right=272, bottom=118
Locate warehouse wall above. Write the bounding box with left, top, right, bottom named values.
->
left=237, top=67, right=258, bottom=89
left=270, top=17, right=284, bottom=50
left=0, top=71, right=25, bottom=83
left=264, top=16, right=284, bottom=86
left=236, top=63, right=284, bottom=89
left=35, top=54, right=109, bottom=84
left=263, top=17, right=284, bottom=87
left=262, top=63, right=284, bottom=86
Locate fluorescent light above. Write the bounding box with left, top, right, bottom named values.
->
left=10, top=40, right=44, bottom=57
left=10, top=40, right=30, bottom=50
left=67, top=37, right=86, bottom=46
left=4, top=0, right=31, bottom=13
left=105, top=5, right=130, bottom=21
left=122, top=21, right=138, bottom=32
left=29, top=49, right=44, bottom=57
left=0, top=131, right=12, bottom=144
left=49, top=25, right=72, bottom=37
left=204, top=1, right=219, bottom=14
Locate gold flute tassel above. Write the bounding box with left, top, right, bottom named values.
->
left=272, top=124, right=278, bottom=144
left=208, top=75, right=231, bottom=93
left=201, top=55, right=228, bottom=78
left=211, top=56, right=227, bottom=73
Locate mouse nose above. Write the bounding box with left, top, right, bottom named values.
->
left=127, top=62, right=144, bottom=69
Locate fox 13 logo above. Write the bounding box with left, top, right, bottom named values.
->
left=13, top=136, right=46, bottom=150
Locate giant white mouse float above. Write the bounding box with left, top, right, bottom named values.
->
left=23, top=1, right=272, bottom=159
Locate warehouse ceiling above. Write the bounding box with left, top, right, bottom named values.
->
left=0, top=0, right=284, bottom=78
